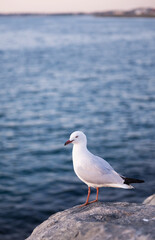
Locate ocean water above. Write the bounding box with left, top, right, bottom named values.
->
left=0, top=15, right=155, bottom=240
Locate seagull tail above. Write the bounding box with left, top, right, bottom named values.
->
left=121, top=176, right=144, bottom=185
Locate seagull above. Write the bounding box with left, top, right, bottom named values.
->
left=64, top=131, right=144, bottom=207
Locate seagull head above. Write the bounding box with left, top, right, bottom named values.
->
left=64, top=131, right=87, bottom=146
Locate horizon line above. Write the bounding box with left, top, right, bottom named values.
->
left=0, top=6, right=154, bottom=15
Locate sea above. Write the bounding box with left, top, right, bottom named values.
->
left=0, top=15, right=155, bottom=240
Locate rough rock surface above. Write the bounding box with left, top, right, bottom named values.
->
left=27, top=202, right=155, bottom=240
left=143, top=194, right=155, bottom=206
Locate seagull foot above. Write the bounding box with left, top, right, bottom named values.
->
left=79, top=202, right=90, bottom=207
left=79, top=200, right=98, bottom=207
left=89, top=200, right=98, bottom=204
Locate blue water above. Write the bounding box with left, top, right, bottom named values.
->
left=0, top=15, right=155, bottom=240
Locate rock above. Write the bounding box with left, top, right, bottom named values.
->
left=143, top=194, right=155, bottom=206
left=27, top=202, right=155, bottom=240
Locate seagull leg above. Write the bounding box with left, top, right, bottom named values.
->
left=79, top=187, right=91, bottom=207
left=89, top=187, right=99, bottom=204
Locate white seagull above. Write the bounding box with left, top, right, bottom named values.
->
left=64, top=131, right=144, bottom=207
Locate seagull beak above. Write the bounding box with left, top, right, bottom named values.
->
left=64, top=140, right=73, bottom=146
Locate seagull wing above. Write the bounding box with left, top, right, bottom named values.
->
left=75, top=153, right=124, bottom=187
left=91, top=154, right=124, bottom=185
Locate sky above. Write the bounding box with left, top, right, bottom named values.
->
left=0, top=0, right=155, bottom=13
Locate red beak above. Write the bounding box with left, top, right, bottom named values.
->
left=64, top=140, right=73, bottom=146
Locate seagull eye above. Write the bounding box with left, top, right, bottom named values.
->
left=75, top=136, right=78, bottom=138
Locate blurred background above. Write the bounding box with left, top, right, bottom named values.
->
left=0, top=1, right=155, bottom=239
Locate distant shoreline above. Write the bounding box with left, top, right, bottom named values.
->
left=0, top=13, right=154, bottom=18
left=0, top=8, right=155, bottom=18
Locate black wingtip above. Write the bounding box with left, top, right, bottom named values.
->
left=121, top=176, right=144, bottom=185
